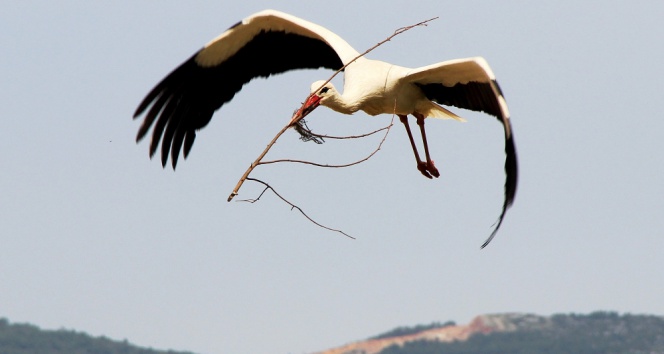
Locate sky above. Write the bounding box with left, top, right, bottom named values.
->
left=1, top=1, right=663, bottom=354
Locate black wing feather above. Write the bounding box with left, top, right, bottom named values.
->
left=416, top=80, right=504, bottom=120
left=417, top=80, right=518, bottom=248
left=134, top=30, right=344, bottom=168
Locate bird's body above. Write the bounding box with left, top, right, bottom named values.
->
left=309, top=59, right=478, bottom=121
left=133, top=9, right=518, bottom=247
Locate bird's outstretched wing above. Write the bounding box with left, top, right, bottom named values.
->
left=133, top=10, right=360, bottom=168
left=405, top=57, right=518, bottom=247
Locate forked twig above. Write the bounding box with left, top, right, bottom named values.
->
left=260, top=116, right=394, bottom=168
left=227, top=16, right=437, bottom=202
left=239, top=178, right=355, bottom=239
left=299, top=124, right=391, bottom=140
left=227, top=123, right=291, bottom=201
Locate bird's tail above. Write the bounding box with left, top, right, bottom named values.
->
left=426, top=102, right=466, bottom=122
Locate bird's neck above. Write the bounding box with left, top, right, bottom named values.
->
left=324, top=93, right=361, bottom=115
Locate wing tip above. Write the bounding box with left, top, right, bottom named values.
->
left=479, top=193, right=511, bottom=249
left=480, top=221, right=502, bottom=249
left=481, top=128, right=518, bottom=249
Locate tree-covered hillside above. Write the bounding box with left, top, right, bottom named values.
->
left=378, top=312, right=664, bottom=354
left=0, top=318, right=195, bottom=354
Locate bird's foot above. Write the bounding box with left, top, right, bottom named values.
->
left=427, top=160, right=440, bottom=178
left=417, top=160, right=439, bottom=179
left=417, top=162, right=433, bottom=179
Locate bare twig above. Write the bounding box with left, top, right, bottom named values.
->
left=227, top=17, right=436, bottom=202
left=299, top=124, right=392, bottom=140
left=227, top=123, right=291, bottom=201
left=238, top=178, right=355, bottom=239
left=238, top=184, right=271, bottom=203
left=260, top=116, right=394, bottom=168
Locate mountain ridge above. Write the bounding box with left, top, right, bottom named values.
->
left=0, top=318, right=193, bottom=354
left=313, top=312, right=664, bottom=354
left=2, top=311, right=664, bottom=354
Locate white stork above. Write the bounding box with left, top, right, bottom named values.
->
left=133, top=9, right=518, bottom=247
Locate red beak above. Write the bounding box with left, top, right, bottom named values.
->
left=291, top=94, right=321, bottom=124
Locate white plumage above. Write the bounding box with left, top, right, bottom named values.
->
left=134, top=9, right=518, bottom=247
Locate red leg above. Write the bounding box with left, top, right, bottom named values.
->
left=399, top=114, right=432, bottom=179
left=414, top=113, right=440, bottom=178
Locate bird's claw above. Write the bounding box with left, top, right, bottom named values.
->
left=417, top=161, right=439, bottom=179
left=428, top=160, right=440, bottom=178
left=417, top=162, right=433, bottom=179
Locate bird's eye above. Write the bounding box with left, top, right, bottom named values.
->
left=320, top=87, right=330, bottom=94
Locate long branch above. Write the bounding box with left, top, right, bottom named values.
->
left=227, top=124, right=291, bottom=201
left=227, top=16, right=438, bottom=202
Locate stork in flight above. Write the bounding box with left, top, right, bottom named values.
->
left=133, top=9, right=518, bottom=247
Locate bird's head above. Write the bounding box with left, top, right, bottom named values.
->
left=308, top=80, right=338, bottom=106
left=291, top=81, right=339, bottom=123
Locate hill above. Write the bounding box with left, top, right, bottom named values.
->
left=0, top=318, right=193, bottom=354
left=3, top=312, right=663, bottom=353
left=314, top=312, right=664, bottom=354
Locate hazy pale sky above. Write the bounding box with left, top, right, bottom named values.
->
left=2, top=2, right=663, bottom=354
